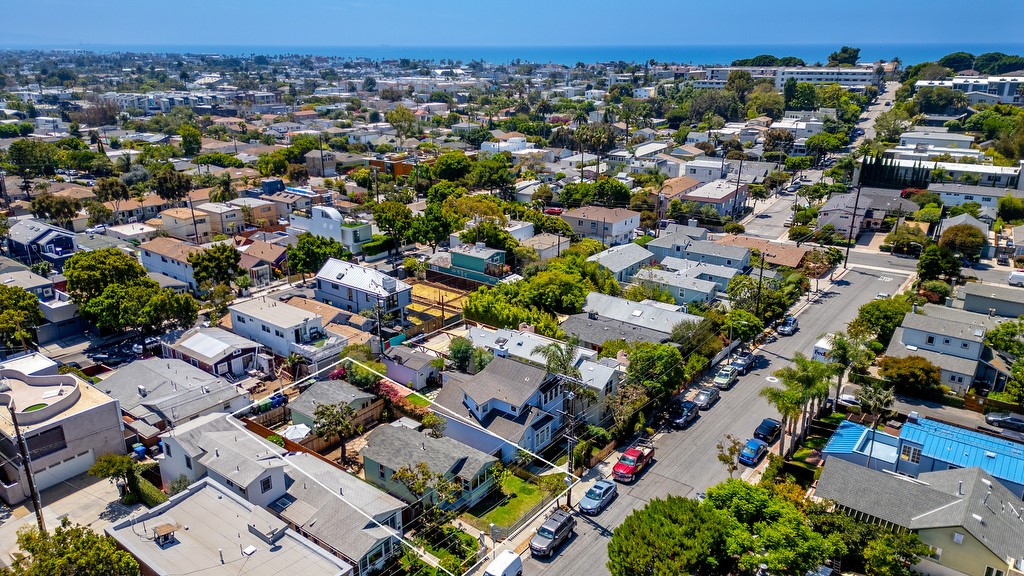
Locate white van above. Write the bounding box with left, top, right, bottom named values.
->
left=1009, top=270, right=1024, bottom=287
left=484, top=550, right=523, bottom=576
left=812, top=334, right=834, bottom=363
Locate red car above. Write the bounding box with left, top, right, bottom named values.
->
left=544, top=207, right=563, bottom=215
left=612, top=440, right=655, bottom=482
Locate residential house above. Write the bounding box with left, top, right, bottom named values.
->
left=228, top=298, right=345, bottom=375
left=883, top=305, right=1000, bottom=394
left=362, top=423, right=496, bottom=509
left=0, top=269, right=82, bottom=344
left=382, top=347, right=439, bottom=390
left=672, top=179, right=748, bottom=218
left=822, top=415, right=1024, bottom=500
left=586, top=243, right=656, bottom=282
left=0, top=367, right=124, bottom=505
left=162, top=327, right=263, bottom=378
left=195, top=202, right=244, bottom=235
left=659, top=257, right=739, bottom=291
left=266, top=190, right=314, bottom=216
left=305, top=149, right=338, bottom=177
left=156, top=413, right=286, bottom=507
left=650, top=237, right=750, bottom=270
left=561, top=207, right=641, bottom=246
left=427, top=243, right=510, bottom=285
left=240, top=239, right=289, bottom=271
left=899, top=130, right=975, bottom=149
left=434, top=356, right=564, bottom=461
left=289, top=378, right=380, bottom=431
left=682, top=159, right=727, bottom=183
left=139, top=237, right=204, bottom=292
left=106, top=222, right=160, bottom=243
left=6, top=219, right=77, bottom=271
left=103, top=195, right=170, bottom=225
left=633, top=268, right=719, bottom=305
left=581, top=292, right=702, bottom=335
left=229, top=197, right=280, bottom=226
left=816, top=193, right=869, bottom=238
left=450, top=220, right=534, bottom=248
left=314, top=258, right=412, bottom=321
left=158, top=207, right=211, bottom=243
left=106, top=478, right=354, bottom=576
left=959, top=283, right=1024, bottom=318
left=560, top=311, right=670, bottom=350
left=238, top=250, right=276, bottom=289
left=815, top=457, right=1024, bottom=576
left=714, top=235, right=810, bottom=268
left=288, top=207, right=372, bottom=255
left=520, top=233, right=570, bottom=261
left=96, top=358, right=250, bottom=444
left=654, top=176, right=701, bottom=218
left=272, top=453, right=405, bottom=576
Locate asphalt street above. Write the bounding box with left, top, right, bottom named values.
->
left=524, top=266, right=909, bottom=576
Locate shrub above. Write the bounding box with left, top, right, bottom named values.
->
left=724, top=222, right=745, bottom=234
left=267, top=435, right=286, bottom=447
left=133, top=475, right=169, bottom=507
left=921, top=280, right=951, bottom=299
left=361, top=234, right=393, bottom=256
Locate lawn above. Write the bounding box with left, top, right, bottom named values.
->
left=819, top=412, right=847, bottom=426
left=462, top=474, right=545, bottom=530
left=791, top=436, right=828, bottom=469
left=406, top=393, right=431, bottom=407
left=418, top=526, right=477, bottom=573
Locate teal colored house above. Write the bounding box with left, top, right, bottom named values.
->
left=427, top=243, right=510, bottom=285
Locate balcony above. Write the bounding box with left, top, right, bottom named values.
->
left=289, top=334, right=347, bottom=365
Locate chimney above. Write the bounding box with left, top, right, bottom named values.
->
left=958, top=481, right=963, bottom=496
left=421, top=442, right=426, bottom=451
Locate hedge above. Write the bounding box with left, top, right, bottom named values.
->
left=361, top=234, right=394, bottom=256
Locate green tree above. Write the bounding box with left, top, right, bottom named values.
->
left=385, top=104, right=419, bottom=140
left=0, top=285, right=42, bottom=348
left=179, top=123, right=202, bottom=156
left=917, top=245, right=959, bottom=281
left=607, top=495, right=733, bottom=576
left=863, top=531, right=930, bottom=576
left=89, top=453, right=137, bottom=495
left=827, top=46, right=861, bottom=66
left=826, top=332, right=873, bottom=404
left=623, top=279, right=675, bottom=304
left=286, top=163, right=309, bottom=185
left=287, top=232, right=350, bottom=279
left=938, top=223, right=987, bottom=259
left=878, top=355, right=941, bottom=398
left=421, top=412, right=447, bottom=438
left=187, top=243, right=241, bottom=287
left=724, top=309, right=763, bottom=343
left=313, top=403, right=357, bottom=463
left=857, top=383, right=897, bottom=468
left=153, top=169, right=192, bottom=202
left=63, top=248, right=148, bottom=304
left=848, top=297, right=912, bottom=345
left=30, top=194, right=81, bottom=229
left=412, top=203, right=463, bottom=253
left=759, top=382, right=803, bottom=459
left=372, top=201, right=413, bottom=255
left=772, top=353, right=832, bottom=442
left=432, top=150, right=473, bottom=182
left=448, top=337, right=474, bottom=372
left=873, top=107, right=912, bottom=142
left=626, top=342, right=683, bottom=398
left=94, top=177, right=130, bottom=214
left=0, top=517, right=139, bottom=576
left=84, top=200, right=113, bottom=226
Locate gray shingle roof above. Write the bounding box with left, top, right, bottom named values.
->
left=386, top=347, right=435, bottom=371
left=433, top=377, right=550, bottom=444
left=582, top=293, right=701, bottom=334
left=816, top=458, right=1024, bottom=561
left=362, top=424, right=495, bottom=480
left=901, top=309, right=988, bottom=343
left=634, top=268, right=719, bottom=293
left=960, top=282, right=1024, bottom=303
left=885, top=327, right=980, bottom=376
left=97, top=358, right=244, bottom=425
left=560, top=314, right=668, bottom=346
left=290, top=380, right=376, bottom=418
left=586, top=243, right=655, bottom=274
left=454, top=356, right=550, bottom=407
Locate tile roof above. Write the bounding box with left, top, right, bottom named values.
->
left=140, top=236, right=203, bottom=263
left=241, top=240, right=288, bottom=263
left=284, top=296, right=347, bottom=324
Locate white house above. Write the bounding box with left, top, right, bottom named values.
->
left=561, top=206, right=641, bottom=246
left=228, top=297, right=345, bottom=374
left=288, top=206, right=373, bottom=255
left=899, top=130, right=975, bottom=149
left=139, top=237, right=203, bottom=293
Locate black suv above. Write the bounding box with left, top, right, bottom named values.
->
left=754, top=418, right=782, bottom=443
left=986, top=412, right=1024, bottom=432
left=668, top=399, right=699, bottom=429
left=530, top=509, right=576, bottom=557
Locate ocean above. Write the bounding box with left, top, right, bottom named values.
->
left=6, top=43, right=1024, bottom=66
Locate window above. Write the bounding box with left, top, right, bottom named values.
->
left=900, top=445, right=921, bottom=464
left=223, top=403, right=231, bottom=410
left=161, top=256, right=168, bottom=263
left=962, top=342, right=969, bottom=349
left=953, top=532, right=964, bottom=544
left=926, top=336, right=935, bottom=344
left=185, top=456, right=192, bottom=470
left=985, top=568, right=1005, bottom=576
left=927, top=546, right=941, bottom=560
left=236, top=315, right=245, bottom=324
left=943, top=338, right=950, bottom=345
left=262, top=325, right=270, bottom=333
left=260, top=476, right=273, bottom=494
left=964, top=195, right=974, bottom=201
left=347, top=288, right=353, bottom=300
left=165, top=443, right=172, bottom=457
left=274, top=329, right=284, bottom=338
left=378, top=463, right=386, bottom=479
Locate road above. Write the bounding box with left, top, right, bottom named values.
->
left=855, top=81, right=900, bottom=144
left=524, top=265, right=909, bottom=576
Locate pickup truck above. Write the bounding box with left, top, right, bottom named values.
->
left=612, top=440, right=655, bottom=483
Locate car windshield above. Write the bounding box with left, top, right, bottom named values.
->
left=585, top=487, right=604, bottom=500
left=620, top=455, right=637, bottom=466
left=717, top=370, right=730, bottom=378
left=537, top=527, right=554, bottom=539
left=696, top=392, right=709, bottom=401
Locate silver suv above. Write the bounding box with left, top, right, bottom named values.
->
left=530, top=509, right=576, bottom=557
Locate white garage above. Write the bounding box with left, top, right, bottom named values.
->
left=33, top=450, right=95, bottom=490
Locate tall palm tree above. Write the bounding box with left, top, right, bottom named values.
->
left=857, top=384, right=896, bottom=468
left=826, top=332, right=872, bottom=406
left=773, top=353, right=832, bottom=441
left=759, top=384, right=803, bottom=459
left=313, top=402, right=357, bottom=463
left=532, top=333, right=582, bottom=381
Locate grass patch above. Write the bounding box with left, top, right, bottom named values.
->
left=23, top=403, right=48, bottom=412
left=406, top=393, right=431, bottom=407
left=462, top=474, right=545, bottom=530
left=819, top=412, right=847, bottom=426
left=418, top=526, right=477, bottom=573
left=803, top=436, right=828, bottom=450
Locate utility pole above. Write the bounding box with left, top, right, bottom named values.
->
left=843, top=166, right=864, bottom=269
left=9, top=400, right=45, bottom=533
left=754, top=252, right=774, bottom=317
left=733, top=155, right=745, bottom=218
left=557, top=386, right=578, bottom=508
left=318, top=133, right=326, bottom=179
left=372, top=167, right=379, bottom=204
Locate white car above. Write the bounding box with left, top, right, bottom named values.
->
left=837, top=394, right=861, bottom=409
left=85, top=224, right=107, bottom=234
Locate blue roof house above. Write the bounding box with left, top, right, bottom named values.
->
left=822, top=416, right=1024, bottom=499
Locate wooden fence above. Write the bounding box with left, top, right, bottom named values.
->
left=588, top=440, right=618, bottom=468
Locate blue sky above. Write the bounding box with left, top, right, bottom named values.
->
left=4, top=0, right=1023, bottom=47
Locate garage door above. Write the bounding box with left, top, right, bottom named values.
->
left=33, top=450, right=95, bottom=490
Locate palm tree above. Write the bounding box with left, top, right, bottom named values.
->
left=826, top=332, right=873, bottom=406
left=283, top=353, right=306, bottom=379
left=759, top=384, right=803, bottom=459
left=857, top=384, right=896, bottom=468
left=313, top=402, right=357, bottom=463
left=532, top=334, right=582, bottom=382
left=951, top=92, right=969, bottom=112
left=773, top=353, right=832, bottom=441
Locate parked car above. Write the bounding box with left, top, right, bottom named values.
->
left=985, top=412, right=1024, bottom=432
left=713, top=365, right=739, bottom=390
left=731, top=352, right=754, bottom=375
left=837, top=394, right=861, bottom=409
left=738, top=438, right=769, bottom=466
left=530, top=509, right=576, bottom=557
left=754, top=418, right=782, bottom=443
left=578, top=479, right=617, bottom=515
left=612, top=439, right=655, bottom=482
left=693, top=387, right=720, bottom=410
left=777, top=316, right=799, bottom=335
left=544, top=207, right=563, bottom=215
left=484, top=550, right=523, bottom=576
left=999, top=255, right=1010, bottom=266
left=85, top=224, right=107, bottom=234
left=875, top=292, right=890, bottom=300
left=668, top=399, right=699, bottom=429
